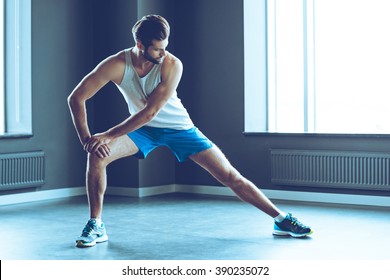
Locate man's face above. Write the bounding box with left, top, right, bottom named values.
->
left=142, top=39, right=169, bottom=64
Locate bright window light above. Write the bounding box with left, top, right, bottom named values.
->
left=245, top=0, right=390, bottom=134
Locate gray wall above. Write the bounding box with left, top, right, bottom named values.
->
left=1, top=0, right=95, bottom=192
left=1, top=0, right=389, bottom=197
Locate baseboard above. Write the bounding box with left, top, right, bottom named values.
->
left=175, top=184, right=235, bottom=196
left=0, top=184, right=389, bottom=208
left=107, top=184, right=390, bottom=207
left=0, top=185, right=177, bottom=206
left=106, top=185, right=176, bottom=197
left=0, top=186, right=86, bottom=206
left=262, top=188, right=390, bottom=207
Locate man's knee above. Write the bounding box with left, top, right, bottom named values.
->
left=221, top=169, right=245, bottom=189
left=87, top=152, right=109, bottom=169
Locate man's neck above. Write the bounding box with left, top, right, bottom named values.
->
left=131, top=47, right=153, bottom=70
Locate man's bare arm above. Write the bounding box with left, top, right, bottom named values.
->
left=67, top=52, right=125, bottom=156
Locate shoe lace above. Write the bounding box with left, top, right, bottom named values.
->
left=81, top=221, right=95, bottom=236
left=289, top=215, right=307, bottom=229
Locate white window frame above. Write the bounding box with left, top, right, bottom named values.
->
left=244, top=0, right=313, bottom=133
left=0, top=0, right=5, bottom=134
left=2, top=0, right=31, bottom=136
left=244, top=0, right=268, bottom=132
left=266, top=0, right=315, bottom=133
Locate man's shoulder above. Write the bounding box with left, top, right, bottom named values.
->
left=95, top=50, right=127, bottom=84
left=109, top=50, right=127, bottom=65
left=164, top=52, right=181, bottom=63
left=163, top=52, right=183, bottom=71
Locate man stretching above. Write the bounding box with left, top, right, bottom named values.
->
left=68, top=14, right=312, bottom=248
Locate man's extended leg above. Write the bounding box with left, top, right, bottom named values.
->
left=190, top=146, right=281, bottom=218
left=76, top=135, right=139, bottom=247
left=190, top=145, right=312, bottom=237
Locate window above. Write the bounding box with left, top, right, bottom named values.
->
left=0, top=0, right=4, bottom=134
left=244, top=0, right=390, bottom=134
left=1, top=0, right=32, bottom=136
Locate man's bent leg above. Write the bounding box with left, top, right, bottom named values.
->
left=86, top=134, right=139, bottom=219
left=77, top=135, right=139, bottom=248
left=190, top=146, right=281, bottom=218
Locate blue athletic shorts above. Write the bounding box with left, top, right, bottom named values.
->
left=127, top=126, right=213, bottom=162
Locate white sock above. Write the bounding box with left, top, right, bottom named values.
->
left=91, top=218, right=102, bottom=227
left=274, top=212, right=287, bottom=223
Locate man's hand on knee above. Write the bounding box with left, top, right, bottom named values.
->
left=84, top=133, right=113, bottom=158
left=95, top=144, right=111, bottom=158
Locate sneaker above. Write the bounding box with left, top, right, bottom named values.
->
left=273, top=213, right=313, bottom=238
left=75, top=219, right=108, bottom=248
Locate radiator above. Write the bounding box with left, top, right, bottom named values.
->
left=0, top=151, right=45, bottom=190
left=270, top=149, right=390, bottom=190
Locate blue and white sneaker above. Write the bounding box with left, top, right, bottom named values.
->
left=273, top=213, right=313, bottom=238
left=76, top=219, right=108, bottom=248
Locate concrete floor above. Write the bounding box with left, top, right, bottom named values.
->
left=1, top=192, right=390, bottom=260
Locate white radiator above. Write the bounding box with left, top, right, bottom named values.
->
left=270, top=149, right=390, bottom=190
left=0, top=151, right=45, bottom=190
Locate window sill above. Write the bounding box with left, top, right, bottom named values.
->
left=242, top=132, right=390, bottom=138
left=0, top=133, right=33, bottom=139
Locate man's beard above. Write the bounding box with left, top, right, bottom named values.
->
left=143, top=50, right=162, bottom=64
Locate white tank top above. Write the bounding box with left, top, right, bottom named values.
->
left=115, top=48, right=194, bottom=130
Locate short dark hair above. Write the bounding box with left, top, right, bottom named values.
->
left=132, top=15, right=170, bottom=48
